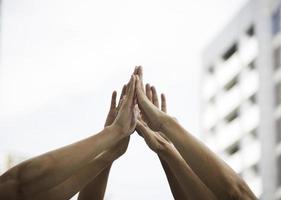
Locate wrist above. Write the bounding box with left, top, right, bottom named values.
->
left=156, top=140, right=174, bottom=157
left=158, top=113, right=173, bottom=132
left=107, top=123, right=125, bottom=138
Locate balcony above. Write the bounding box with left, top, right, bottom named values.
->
left=240, top=105, right=260, bottom=133
left=226, top=151, right=243, bottom=173
left=239, top=37, right=258, bottom=66
left=203, top=76, right=217, bottom=101
left=240, top=70, right=259, bottom=99
left=216, top=54, right=242, bottom=88
left=241, top=140, right=261, bottom=169
left=216, top=118, right=242, bottom=151
left=217, top=85, right=241, bottom=119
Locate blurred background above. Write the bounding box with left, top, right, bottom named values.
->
left=0, top=0, right=280, bottom=199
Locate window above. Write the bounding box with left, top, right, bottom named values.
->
left=225, top=108, right=239, bottom=123
left=275, top=82, right=281, bottom=106
left=272, top=7, right=281, bottom=35
left=223, top=43, right=238, bottom=61
left=248, top=60, right=256, bottom=70
left=224, top=76, right=238, bottom=91
left=274, top=47, right=281, bottom=70
left=250, top=128, right=258, bottom=139
left=278, top=155, right=281, bottom=186
left=249, top=94, right=257, bottom=104
left=208, top=66, right=215, bottom=74
left=246, top=25, right=255, bottom=37
left=251, top=163, right=259, bottom=174
left=226, top=141, right=240, bottom=155
left=276, top=117, right=281, bottom=143
left=209, top=96, right=216, bottom=104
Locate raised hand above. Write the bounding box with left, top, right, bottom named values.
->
left=135, top=82, right=171, bottom=152
left=135, top=67, right=168, bottom=131
left=104, top=85, right=130, bottom=160
left=112, top=75, right=138, bottom=136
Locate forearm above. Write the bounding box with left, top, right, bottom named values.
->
left=158, top=157, right=187, bottom=199
left=159, top=145, right=217, bottom=200
left=6, top=125, right=122, bottom=198
left=33, top=151, right=114, bottom=200
left=160, top=115, right=256, bottom=199
left=78, top=165, right=111, bottom=200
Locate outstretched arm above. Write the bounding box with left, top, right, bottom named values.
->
left=137, top=120, right=217, bottom=200
left=33, top=138, right=129, bottom=200
left=78, top=85, right=129, bottom=200
left=135, top=66, right=257, bottom=200
left=0, top=75, right=137, bottom=200
left=133, top=66, right=186, bottom=199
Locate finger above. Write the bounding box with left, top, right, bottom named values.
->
left=126, top=75, right=136, bottom=104
left=145, top=84, right=152, bottom=101
left=133, top=66, right=138, bottom=75
left=161, top=93, right=167, bottom=113
left=110, top=91, right=117, bottom=109
left=117, top=85, right=127, bottom=110
left=136, top=120, right=149, bottom=138
left=137, top=66, right=143, bottom=81
left=120, top=84, right=127, bottom=101
left=151, top=86, right=159, bottom=108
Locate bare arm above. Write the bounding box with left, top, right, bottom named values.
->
left=135, top=66, right=257, bottom=200
left=137, top=121, right=217, bottom=200
left=78, top=85, right=129, bottom=200
left=0, top=75, right=137, bottom=200
left=133, top=68, right=187, bottom=199
left=33, top=142, right=126, bottom=200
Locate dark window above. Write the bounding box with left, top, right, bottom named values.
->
left=274, top=47, right=281, bottom=70
left=247, top=25, right=255, bottom=37
left=275, top=82, right=281, bottom=106
left=277, top=155, right=281, bottom=186
left=276, top=117, right=281, bottom=143
left=249, top=94, right=257, bottom=104
left=224, top=76, right=238, bottom=91
left=272, top=7, right=281, bottom=35
left=249, top=60, right=256, bottom=70
left=209, top=96, right=216, bottom=104
left=226, top=142, right=240, bottom=155
left=251, top=163, right=259, bottom=174
left=208, top=66, right=215, bottom=74
left=223, top=43, right=238, bottom=61
left=250, top=128, right=258, bottom=138
left=225, top=108, right=239, bottom=123
left=209, top=126, right=216, bottom=135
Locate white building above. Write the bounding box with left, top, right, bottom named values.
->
left=201, top=0, right=281, bottom=199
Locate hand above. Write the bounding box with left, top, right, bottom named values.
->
left=104, top=85, right=127, bottom=127
left=135, top=66, right=167, bottom=131
left=103, top=85, right=130, bottom=160
left=112, top=75, right=138, bottom=136
left=136, top=82, right=171, bottom=153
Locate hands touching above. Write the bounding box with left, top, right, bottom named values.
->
left=136, top=83, right=171, bottom=153
left=111, top=75, right=138, bottom=137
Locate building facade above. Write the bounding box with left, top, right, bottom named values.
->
left=201, top=0, right=281, bottom=199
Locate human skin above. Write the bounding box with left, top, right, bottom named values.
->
left=135, top=72, right=216, bottom=199
left=135, top=66, right=257, bottom=200
left=0, top=75, right=137, bottom=200
left=133, top=65, right=186, bottom=199
left=78, top=85, right=130, bottom=200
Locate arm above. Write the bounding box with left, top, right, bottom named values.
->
left=135, top=66, right=257, bottom=200
left=33, top=139, right=129, bottom=200
left=78, top=85, right=129, bottom=200
left=137, top=121, right=217, bottom=200
left=133, top=69, right=186, bottom=199
left=0, top=75, right=137, bottom=200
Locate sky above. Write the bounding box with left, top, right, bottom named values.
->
left=0, top=0, right=248, bottom=199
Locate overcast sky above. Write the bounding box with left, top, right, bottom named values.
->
left=0, top=0, right=248, bottom=199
